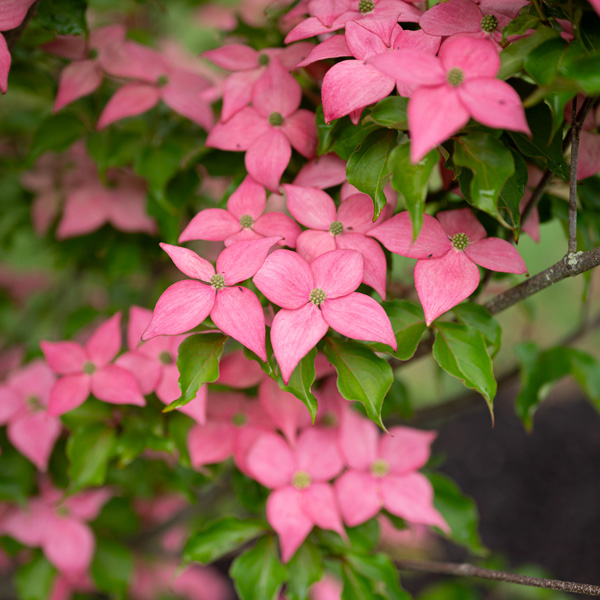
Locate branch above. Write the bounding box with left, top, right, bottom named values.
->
left=568, top=97, right=581, bottom=254
left=395, top=559, right=600, bottom=596
left=3, top=0, right=41, bottom=50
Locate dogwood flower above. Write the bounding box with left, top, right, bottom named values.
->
left=254, top=249, right=397, bottom=383
left=216, top=350, right=264, bottom=388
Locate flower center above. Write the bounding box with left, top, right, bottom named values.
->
left=210, top=274, right=225, bottom=290
left=26, top=396, right=43, bottom=412
left=231, top=412, right=247, bottom=427
left=88, top=48, right=99, bottom=60
left=321, top=412, right=337, bottom=427
left=452, top=232, right=470, bottom=250
left=159, top=351, right=173, bottom=365
left=82, top=361, right=96, bottom=375
left=446, top=68, right=464, bottom=87
left=258, top=53, right=270, bottom=66
left=239, top=214, right=254, bottom=228
left=358, top=0, right=375, bottom=12
left=329, top=221, right=343, bottom=236
left=268, top=112, right=284, bottom=126
left=309, top=288, right=326, bottom=306
left=480, top=14, right=498, bottom=32
left=157, top=75, right=169, bottom=87
left=291, top=470, right=311, bottom=489
left=370, top=458, right=389, bottom=477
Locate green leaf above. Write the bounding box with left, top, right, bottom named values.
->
left=497, top=147, right=527, bottom=236
left=29, top=113, right=87, bottom=161
left=324, top=338, right=393, bottom=429
left=37, top=0, right=88, bottom=35
left=91, top=538, right=133, bottom=595
left=433, top=322, right=497, bottom=418
left=0, top=446, right=35, bottom=505
left=498, top=26, right=559, bottom=79
left=164, top=333, right=227, bottom=412
left=277, top=347, right=318, bottom=423
left=452, top=303, right=502, bottom=357
left=230, top=537, right=288, bottom=600
left=428, top=473, right=486, bottom=555
left=569, top=349, right=600, bottom=411
left=333, top=120, right=381, bottom=161
left=15, top=553, right=56, bottom=600
left=346, top=130, right=394, bottom=220
left=388, top=143, right=438, bottom=239
left=286, top=541, right=324, bottom=600
left=134, top=143, right=183, bottom=191
left=366, top=97, right=409, bottom=130
left=559, top=50, right=600, bottom=94
left=371, top=299, right=426, bottom=360
left=342, top=563, right=379, bottom=600
left=346, top=552, right=410, bottom=600
left=67, top=423, right=116, bottom=492
left=501, top=14, right=540, bottom=43
left=184, top=517, right=267, bottom=564
left=524, top=37, right=569, bottom=86
left=316, top=105, right=337, bottom=156
left=454, top=133, right=515, bottom=220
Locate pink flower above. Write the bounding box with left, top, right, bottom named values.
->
left=206, top=59, right=317, bottom=191
left=246, top=429, right=345, bottom=561
left=334, top=410, right=448, bottom=530
left=41, top=312, right=146, bottom=416
left=369, top=208, right=528, bottom=325
left=179, top=175, right=301, bottom=247
left=0, top=360, right=61, bottom=470
left=566, top=96, right=600, bottom=180
left=253, top=248, right=397, bottom=383
left=116, top=307, right=206, bottom=423
left=142, top=238, right=282, bottom=361
left=293, top=153, right=347, bottom=189
left=216, top=350, right=264, bottom=388
left=310, top=575, right=343, bottom=600
left=369, top=36, right=530, bottom=162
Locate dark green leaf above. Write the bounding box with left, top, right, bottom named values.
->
left=366, top=97, right=409, bottom=130
left=324, top=338, right=393, bottom=429
left=346, top=552, right=409, bottom=600
left=346, top=130, right=394, bottom=220
left=452, top=303, right=502, bottom=357
left=184, top=517, right=267, bottom=564
left=524, top=37, right=569, bottom=85
left=497, top=147, right=527, bottom=236
left=134, top=143, right=183, bottom=191
left=37, top=0, right=88, bottom=35
left=501, top=14, right=540, bottom=43
left=316, top=105, right=337, bottom=156
left=570, top=348, right=600, bottom=411
left=342, top=563, right=379, bottom=600
left=67, top=423, right=116, bottom=492
left=286, top=541, right=324, bottom=600
left=498, top=26, right=559, bottom=79
left=91, top=538, right=133, bottom=595
left=165, top=333, right=227, bottom=412
left=559, top=50, right=600, bottom=94
left=347, top=519, right=380, bottom=552
left=15, top=553, right=56, bottom=600
left=29, top=113, right=87, bottom=161
left=230, top=537, right=288, bottom=600
left=333, top=120, right=381, bottom=161
left=277, top=347, right=318, bottom=423
left=0, top=446, right=35, bottom=504
left=388, top=143, right=438, bottom=239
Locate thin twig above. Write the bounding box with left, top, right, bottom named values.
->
left=568, top=97, right=580, bottom=254
left=395, top=559, right=600, bottom=596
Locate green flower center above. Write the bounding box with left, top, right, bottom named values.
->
left=82, top=361, right=96, bottom=375
left=157, top=75, right=169, bottom=87
left=292, top=470, right=311, bottom=489
left=370, top=458, right=389, bottom=477
left=258, top=53, right=270, bottom=66
left=309, top=288, right=326, bottom=306
left=446, top=68, right=464, bottom=87
left=26, top=396, right=43, bottom=411
left=480, top=14, right=498, bottom=32
left=88, top=48, right=99, bottom=60
left=329, top=221, right=343, bottom=236
left=159, top=351, right=173, bottom=365
left=210, top=274, right=225, bottom=290
left=239, top=214, right=254, bottom=228
left=321, top=412, right=337, bottom=427
left=452, top=232, right=470, bottom=251
left=358, top=0, right=375, bottom=12
left=268, top=112, right=284, bottom=126
left=231, top=412, right=247, bottom=427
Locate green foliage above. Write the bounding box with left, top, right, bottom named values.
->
left=37, top=0, right=88, bottom=35
left=366, top=97, right=409, bottom=130
left=90, top=537, right=133, bottom=595
left=0, top=442, right=36, bottom=504
left=29, top=113, right=87, bottom=161
left=452, top=303, right=502, bottom=357
left=345, top=552, right=410, bottom=600
left=286, top=541, right=324, bottom=600
left=277, top=347, right=318, bottom=423
left=15, top=553, right=56, bottom=600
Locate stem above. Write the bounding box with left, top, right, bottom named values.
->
left=530, top=0, right=546, bottom=21
left=568, top=97, right=580, bottom=254
left=395, top=559, right=600, bottom=596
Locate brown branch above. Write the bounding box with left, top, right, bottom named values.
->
left=3, top=0, right=41, bottom=50
left=395, top=559, right=600, bottom=596
left=568, top=97, right=581, bottom=254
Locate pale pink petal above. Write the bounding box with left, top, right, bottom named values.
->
left=115, top=351, right=160, bottom=395
left=211, top=287, right=267, bottom=360
left=0, top=386, right=21, bottom=424
left=278, top=41, right=316, bottom=69
left=221, top=69, right=263, bottom=122
left=101, top=41, right=168, bottom=82
left=216, top=236, right=281, bottom=285
left=310, top=249, right=363, bottom=299
left=8, top=413, right=61, bottom=471
left=414, top=251, right=480, bottom=326
left=54, top=61, right=102, bottom=111
left=459, top=78, right=530, bottom=134
left=91, top=365, right=146, bottom=406
left=177, top=385, right=207, bottom=424
left=252, top=59, right=302, bottom=118
left=127, top=306, right=153, bottom=350
left=439, top=36, right=500, bottom=79
left=235, top=425, right=275, bottom=476
left=368, top=212, right=451, bottom=258
left=85, top=313, right=122, bottom=367
left=306, top=0, right=348, bottom=27
left=301, top=483, right=345, bottom=536
left=43, top=516, right=95, bottom=576
left=203, top=44, right=259, bottom=70
left=259, top=378, right=306, bottom=444
left=97, top=83, right=160, bottom=130
left=267, top=487, right=313, bottom=562
left=254, top=212, right=302, bottom=248
left=40, top=341, right=86, bottom=375
left=8, top=360, right=55, bottom=406
left=283, top=184, right=336, bottom=230
left=225, top=228, right=263, bottom=246
left=246, top=432, right=296, bottom=488
left=436, top=207, right=487, bottom=242
left=217, top=351, right=264, bottom=388
left=285, top=16, right=339, bottom=44
left=228, top=175, right=266, bottom=220
left=57, top=186, right=109, bottom=239
left=160, top=243, right=216, bottom=281
left=62, top=489, right=112, bottom=521
left=206, top=107, right=270, bottom=151
left=408, top=86, right=470, bottom=162
left=47, top=374, right=91, bottom=416
left=368, top=49, right=445, bottom=86
left=281, top=109, right=317, bottom=158
left=271, top=304, right=329, bottom=384
left=296, top=428, right=343, bottom=481
left=337, top=233, right=387, bottom=299
left=322, top=60, right=395, bottom=123
left=322, top=292, right=397, bottom=349
left=254, top=249, right=314, bottom=309
left=379, top=427, right=436, bottom=475
left=154, top=363, right=181, bottom=403
left=141, top=281, right=216, bottom=340
left=296, top=230, right=337, bottom=264
left=160, top=69, right=213, bottom=129
left=293, top=154, right=347, bottom=189
left=295, top=35, right=350, bottom=67
left=246, top=129, right=292, bottom=192
left=465, top=237, right=528, bottom=273
left=392, top=27, right=441, bottom=54
left=106, top=186, right=156, bottom=235
left=188, top=422, right=235, bottom=467
left=337, top=193, right=376, bottom=233
left=178, top=209, right=240, bottom=243
left=345, top=20, right=389, bottom=60
left=339, top=403, right=379, bottom=470
left=480, top=0, right=529, bottom=18
left=335, top=471, right=381, bottom=526
left=381, top=473, right=449, bottom=531
left=578, top=131, right=600, bottom=179
left=41, top=36, right=86, bottom=60
left=173, top=565, right=231, bottom=600
left=0, top=33, right=9, bottom=94
left=90, top=24, right=126, bottom=53
left=0, top=0, right=37, bottom=30
left=419, top=0, right=480, bottom=36
left=1, top=502, right=51, bottom=546
left=521, top=201, right=540, bottom=243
